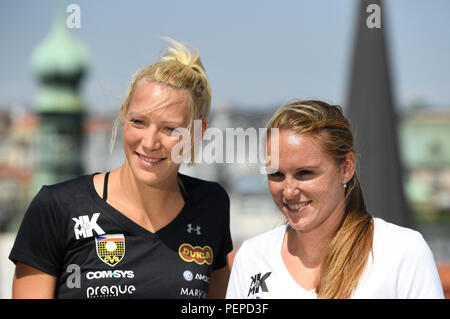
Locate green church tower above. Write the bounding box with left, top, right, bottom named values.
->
left=30, top=7, right=88, bottom=190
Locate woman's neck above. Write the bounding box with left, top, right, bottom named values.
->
left=107, top=164, right=184, bottom=231
left=287, top=203, right=346, bottom=267
left=120, top=164, right=179, bottom=201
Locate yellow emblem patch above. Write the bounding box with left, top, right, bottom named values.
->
left=95, top=234, right=125, bottom=267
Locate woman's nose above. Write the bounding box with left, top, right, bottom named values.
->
left=142, top=126, right=161, bottom=150
left=282, top=179, right=300, bottom=199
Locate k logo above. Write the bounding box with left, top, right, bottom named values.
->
left=73, top=213, right=105, bottom=240
left=95, top=234, right=125, bottom=267
left=247, top=272, right=271, bottom=297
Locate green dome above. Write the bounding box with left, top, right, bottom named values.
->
left=31, top=16, right=88, bottom=78
left=30, top=7, right=89, bottom=113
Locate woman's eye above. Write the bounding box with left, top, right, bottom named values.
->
left=130, top=118, right=144, bottom=125
left=296, top=170, right=314, bottom=179
left=268, top=171, right=284, bottom=180
left=161, top=127, right=177, bottom=136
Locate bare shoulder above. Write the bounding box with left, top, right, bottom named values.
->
left=92, top=173, right=106, bottom=198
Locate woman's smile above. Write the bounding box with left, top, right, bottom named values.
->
left=284, top=200, right=313, bottom=213
left=135, top=152, right=166, bottom=167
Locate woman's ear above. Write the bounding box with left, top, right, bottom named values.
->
left=341, top=152, right=356, bottom=184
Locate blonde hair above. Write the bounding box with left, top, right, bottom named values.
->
left=110, top=37, right=211, bottom=162
left=267, top=100, right=374, bottom=299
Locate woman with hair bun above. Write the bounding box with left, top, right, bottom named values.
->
left=10, top=38, right=232, bottom=299
left=226, top=100, right=443, bottom=299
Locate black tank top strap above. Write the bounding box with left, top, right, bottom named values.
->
left=177, top=176, right=188, bottom=201
left=103, top=172, right=110, bottom=201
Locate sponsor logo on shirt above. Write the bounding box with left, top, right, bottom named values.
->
left=180, top=287, right=207, bottom=299
left=95, top=234, right=125, bottom=267
left=183, top=270, right=194, bottom=281
left=72, top=213, right=105, bottom=239
left=86, top=284, right=136, bottom=298
left=187, top=223, right=201, bottom=235
left=178, top=243, right=213, bottom=265
left=248, top=272, right=271, bottom=297
left=182, top=270, right=210, bottom=283
left=86, top=270, right=134, bottom=280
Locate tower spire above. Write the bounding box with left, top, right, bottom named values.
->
left=30, top=1, right=89, bottom=188
left=346, top=0, right=411, bottom=227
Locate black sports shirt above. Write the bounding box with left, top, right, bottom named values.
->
left=9, top=173, right=233, bottom=299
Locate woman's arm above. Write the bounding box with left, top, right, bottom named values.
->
left=207, top=260, right=231, bottom=299
left=12, top=262, right=57, bottom=299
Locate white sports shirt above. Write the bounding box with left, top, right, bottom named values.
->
left=226, top=218, right=444, bottom=299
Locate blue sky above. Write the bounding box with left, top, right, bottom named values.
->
left=1, top=0, right=449, bottom=113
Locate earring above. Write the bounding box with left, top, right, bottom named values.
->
left=343, top=178, right=347, bottom=188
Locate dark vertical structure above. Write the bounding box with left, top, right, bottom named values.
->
left=346, top=0, right=411, bottom=227
left=30, top=8, right=88, bottom=191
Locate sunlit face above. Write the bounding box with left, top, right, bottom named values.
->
left=122, top=80, right=191, bottom=188
left=267, top=129, right=353, bottom=233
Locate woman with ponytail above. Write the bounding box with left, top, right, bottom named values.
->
left=10, top=38, right=232, bottom=298
left=226, top=100, right=443, bottom=299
